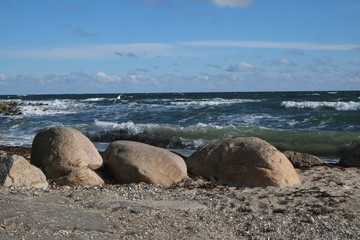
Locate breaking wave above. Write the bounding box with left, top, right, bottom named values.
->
left=83, top=120, right=360, bottom=158
left=19, top=99, right=89, bottom=116
left=169, top=98, right=262, bottom=107
left=281, top=101, right=360, bottom=111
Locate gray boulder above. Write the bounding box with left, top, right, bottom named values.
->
left=103, top=141, right=187, bottom=186
left=283, top=151, right=324, bottom=168
left=339, top=144, right=360, bottom=167
left=31, top=127, right=104, bottom=186
left=186, top=137, right=300, bottom=187
left=0, top=151, right=48, bottom=188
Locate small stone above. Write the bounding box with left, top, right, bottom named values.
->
left=303, top=215, right=315, bottom=224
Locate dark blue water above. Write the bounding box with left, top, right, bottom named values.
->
left=1, top=91, right=360, bottom=162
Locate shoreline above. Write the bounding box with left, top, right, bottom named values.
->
left=0, top=144, right=340, bottom=164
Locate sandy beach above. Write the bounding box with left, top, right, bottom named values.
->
left=0, top=145, right=359, bottom=239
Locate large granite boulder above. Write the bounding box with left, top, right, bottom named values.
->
left=103, top=141, right=187, bottom=186
left=283, top=151, right=324, bottom=168
left=0, top=151, right=48, bottom=188
left=186, top=137, right=300, bottom=187
left=31, top=127, right=104, bottom=186
left=339, top=144, right=360, bottom=167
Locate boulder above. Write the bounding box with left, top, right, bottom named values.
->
left=103, top=141, right=187, bottom=185
left=186, top=137, right=300, bottom=187
left=0, top=151, right=48, bottom=188
left=31, top=127, right=104, bottom=186
left=339, top=144, right=360, bottom=167
left=0, top=136, right=4, bottom=141
left=283, top=151, right=324, bottom=168
left=54, top=168, right=105, bottom=186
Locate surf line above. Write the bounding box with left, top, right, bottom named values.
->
left=113, top=94, right=122, bottom=104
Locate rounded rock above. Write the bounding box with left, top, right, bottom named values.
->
left=186, top=137, right=300, bottom=187
left=103, top=140, right=187, bottom=186
left=31, top=127, right=103, bottom=186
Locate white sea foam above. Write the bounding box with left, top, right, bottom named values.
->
left=93, top=119, right=160, bottom=135
left=19, top=99, right=88, bottom=116
left=240, top=114, right=272, bottom=126
left=93, top=120, right=235, bottom=135
left=281, top=101, right=360, bottom=111
left=170, top=98, right=261, bottom=107
left=91, top=120, right=239, bottom=149
left=82, top=97, right=108, bottom=102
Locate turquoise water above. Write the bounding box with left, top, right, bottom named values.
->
left=1, top=91, right=359, bottom=162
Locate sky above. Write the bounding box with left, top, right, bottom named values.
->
left=0, top=0, right=360, bottom=94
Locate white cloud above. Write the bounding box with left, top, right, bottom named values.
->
left=115, top=52, right=138, bottom=58
left=2, top=41, right=359, bottom=61
left=136, top=0, right=166, bottom=7
left=129, top=74, right=142, bottom=83
left=314, top=56, right=331, bottom=64
left=0, top=73, right=7, bottom=80
left=273, top=58, right=296, bottom=66
left=199, top=74, right=209, bottom=80
left=307, top=65, right=328, bottom=73
left=349, top=76, right=360, bottom=83
left=353, top=48, right=360, bottom=54
left=182, top=41, right=360, bottom=51
left=289, top=49, right=304, bottom=55
left=211, top=0, right=255, bottom=8
left=227, top=61, right=256, bottom=72
left=73, top=28, right=97, bottom=37
left=55, top=5, right=89, bottom=14
left=0, top=43, right=173, bottom=60
left=95, top=72, right=122, bottom=83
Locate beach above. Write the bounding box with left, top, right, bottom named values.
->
left=1, top=145, right=360, bottom=239
left=1, top=92, right=360, bottom=238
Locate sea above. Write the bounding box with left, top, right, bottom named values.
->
left=1, top=91, right=360, bottom=163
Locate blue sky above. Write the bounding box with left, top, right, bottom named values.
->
left=0, top=0, right=360, bottom=94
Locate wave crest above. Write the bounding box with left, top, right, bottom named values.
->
left=281, top=101, right=360, bottom=111
left=170, top=98, right=261, bottom=107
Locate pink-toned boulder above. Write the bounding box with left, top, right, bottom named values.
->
left=186, top=137, right=300, bottom=187
left=31, top=127, right=104, bottom=186
left=103, top=141, right=187, bottom=186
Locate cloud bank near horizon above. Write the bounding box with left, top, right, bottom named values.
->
left=1, top=41, right=358, bottom=60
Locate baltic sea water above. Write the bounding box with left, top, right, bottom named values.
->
left=1, top=91, right=359, bottom=163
